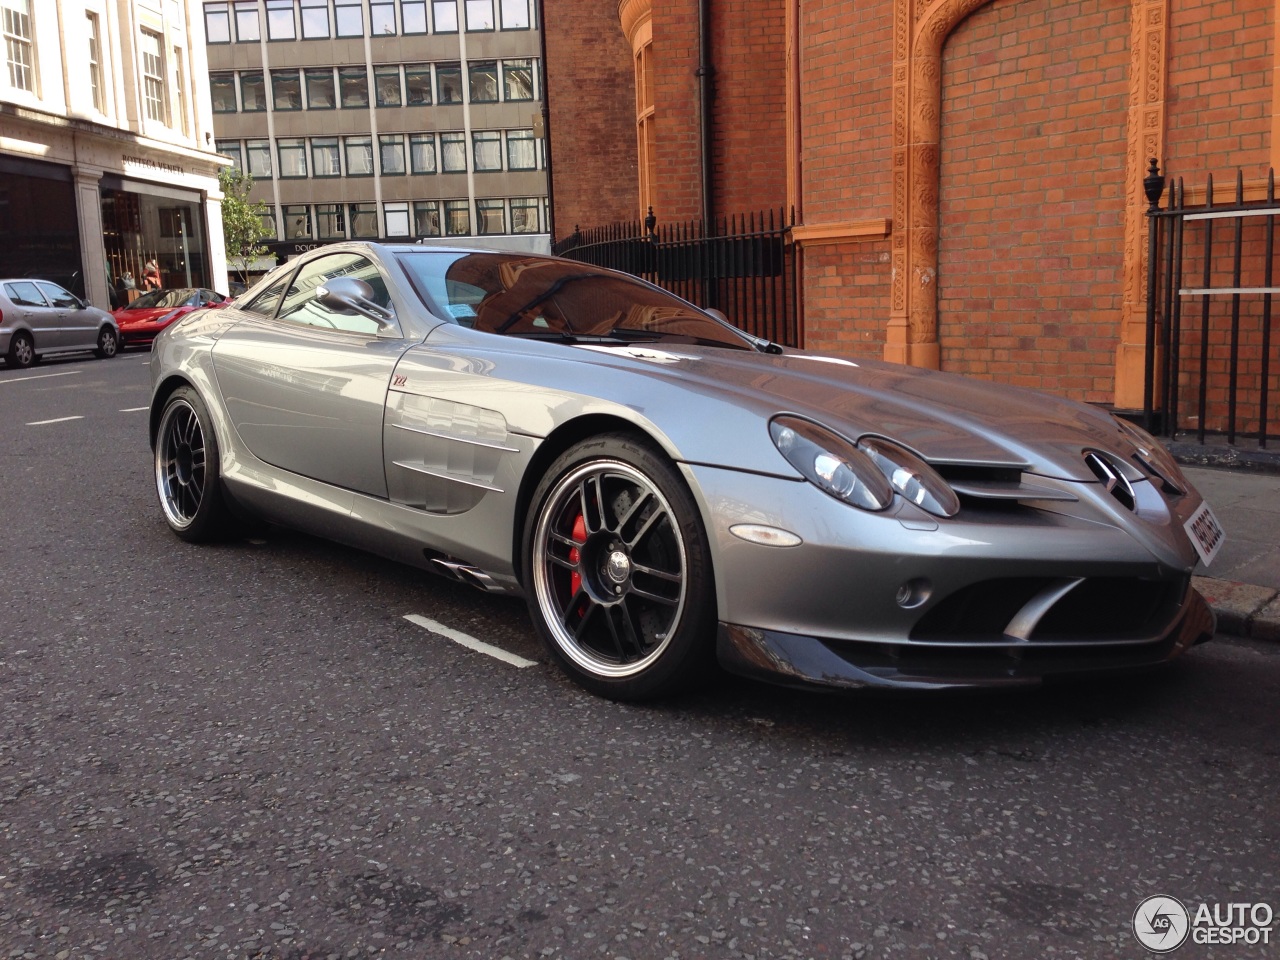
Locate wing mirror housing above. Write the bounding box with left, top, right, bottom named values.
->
left=317, top=277, right=397, bottom=332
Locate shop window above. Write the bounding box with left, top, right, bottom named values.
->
left=476, top=199, right=504, bottom=235
left=311, top=137, right=340, bottom=176
left=349, top=203, right=379, bottom=238
left=506, top=129, right=535, bottom=170
left=405, top=65, right=431, bottom=105
left=300, top=0, right=329, bottom=38
left=234, top=1, right=260, bottom=41
left=272, top=69, right=302, bottom=110
left=283, top=204, right=312, bottom=239
left=204, top=2, right=231, bottom=43
left=278, top=139, right=307, bottom=178
left=503, top=59, right=533, bottom=101
left=441, top=132, right=466, bottom=172
left=465, top=0, right=493, bottom=30
left=241, top=71, right=266, bottom=112
left=140, top=30, right=167, bottom=123
left=317, top=203, right=345, bottom=239
left=473, top=131, right=501, bottom=172
left=345, top=136, right=374, bottom=176
left=340, top=68, right=368, bottom=108
left=510, top=197, right=539, bottom=233
left=246, top=140, right=272, bottom=178
left=403, top=0, right=427, bottom=33
left=469, top=61, right=497, bottom=103
left=432, top=0, right=457, bottom=32
left=409, top=134, right=436, bottom=173
left=414, top=201, right=441, bottom=237
left=500, top=0, right=529, bottom=29
left=266, top=0, right=295, bottom=40
left=210, top=73, right=237, bottom=113
left=370, top=0, right=395, bottom=35
left=436, top=63, right=462, bottom=104
left=305, top=68, right=335, bottom=108
left=445, top=200, right=470, bottom=236
left=385, top=202, right=411, bottom=237
left=335, top=0, right=363, bottom=37
left=375, top=67, right=401, bottom=107
left=101, top=187, right=209, bottom=295
left=216, top=139, right=243, bottom=171
left=380, top=134, right=405, bottom=175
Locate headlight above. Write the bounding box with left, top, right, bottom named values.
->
left=858, top=437, right=960, bottom=517
left=1112, top=416, right=1187, bottom=494
left=770, top=416, right=893, bottom=510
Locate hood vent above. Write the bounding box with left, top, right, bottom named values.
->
left=1083, top=451, right=1136, bottom=511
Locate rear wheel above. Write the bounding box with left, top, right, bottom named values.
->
left=524, top=433, right=716, bottom=700
left=95, top=326, right=119, bottom=359
left=6, top=331, right=34, bottom=368
left=154, top=386, right=232, bottom=542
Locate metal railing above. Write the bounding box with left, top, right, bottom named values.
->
left=552, top=208, right=800, bottom=347
left=1144, top=163, right=1279, bottom=447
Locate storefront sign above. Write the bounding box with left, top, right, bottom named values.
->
left=122, top=154, right=184, bottom=177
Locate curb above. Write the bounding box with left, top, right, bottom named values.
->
left=1193, top=576, right=1280, bottom=642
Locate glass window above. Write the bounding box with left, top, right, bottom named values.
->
left=404, top=65, right=431, bottom=105
left=409, top=134, right=436, bottom=173
left=300, top=0, right=329, bottom=38
left=311, top=137, right=340, bottom=176
left=259, top=209, right=277, bottom=239
left=500, top=0, right=529, bottom=29
left=503, top=59, right=533, bottom=100
left=216, top=139, right=243, bottom=171
left=234, top=1, right=260, bottom=40
left=370, top=0, right=395, bottom=35
left=210, top=73, right=237, bottom=112
left=278, top=253, right=390, bottom=334
left=385, top=202, right=411, bottom=237
left=468, top=61, right=498, bottom=103
left=3, top=281, right=47, bottom=307
left=246, top=140, right=272, bottom=178
left=402, top=0, right=427, bottom=33
left=506, top=129, right=535, bottom=170
left=510, top=197, right=539, bottom=233
left=283, top=204, right=312, bottom=239
left=345, top=136, right=374, bottom=176
left=278, top=138, right=307, bottom=178
left=441, top=132, right=466, bottom=172
left=242, top=273, right=289, bottom=317
left=432, top=0, right=457, bottom=32
left=379, top=134, right=405, bottom=175
left=340, top=68, right=368, bottom=107
left=87, top=15, right=105, bottom=111
left=374, top=67, right=401, bottom=106
left=465, top=0, right=493, bottom=30
left=241, top=71, right=266, bottom=111
left=305, top=68, right=335, bottom=108
left=436, top=63, right=462, bottom=104
left=266, top=0, right=295, bottom=39
left=316, top=203, right=345, bottom=238
left=141, top=30, right=167, bottom=123
left=204, top=3, right=231, bottom=43
left=476, top=199, right=504, bottom=235
left=445, top=200, right=470, bottom=236
left=335, top=0, right=363, bottom=36
left=173, top=46, right=190, bottom=135
left=349, top=203, right=379, bottom=238
left=473, top=131, right=501, bottom=171
left=272, top=69, right=302, bottom=110
left=3, top=0, right=33, bottom=92
left=414, top=201, right=441, bottom=236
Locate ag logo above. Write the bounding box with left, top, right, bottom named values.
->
left=1133, top=895, right=1191, bottom=953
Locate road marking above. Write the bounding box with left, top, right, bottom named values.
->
left=0, top=370, right=81, bottom=385
left=403, top=614, right=537, bottom=668
left=26, top=416, right=84, bottom=426
left=119, top=406, right=149, bottom=412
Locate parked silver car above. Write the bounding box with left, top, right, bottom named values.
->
left=1, top=279, right=120, bottom=367
left=148, top=243, right=1221, bottom=700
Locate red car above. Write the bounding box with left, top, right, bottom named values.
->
left=113, top=288, right=228, bottom=346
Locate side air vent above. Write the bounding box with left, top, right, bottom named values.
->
left=1083, top=451, right=1136, bottom=511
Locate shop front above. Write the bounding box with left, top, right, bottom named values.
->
left=100, top=174, right=211, bottom=306
left=0, top=155, right=85, bottom=297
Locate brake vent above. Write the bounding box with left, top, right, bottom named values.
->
left=1083, top=451, right=1136, bottom=511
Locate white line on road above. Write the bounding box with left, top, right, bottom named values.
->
left=403, top=614, right=537, bottom=668
left=119, top=406, right=149, bottom=412
left=26, top=416, right=84, bottom=426
left=0, top=370, right=81, bottom=385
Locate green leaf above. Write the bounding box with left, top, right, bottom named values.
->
left=218, top=166, right=273, bottom=283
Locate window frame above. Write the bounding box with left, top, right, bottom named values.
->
left=210, top=72, right=238, bottom=113
left=440, top=131, right=467, bottom=173
left=277, top=138, right=308, bottom=179
left=436, top=62, right=463, bottom=104
left=2, top=0, right=34, bottom=93
left=369, top=0, right=396, bottom=36
left=344, top=135, right=374, bottom=177
left=502, top=59, right=534, bottom=101
left=233, top=1, right=260, bottom=41
left=385, top=202, right=411, bottom=238
left=510, top=197, right=540, bottom=234
left=472, top=130, right=502, bottom=172
left=311, top=137, right=341, bottom=177
left=271, top=68, right=302, bottom=110
left=334, top=0, right=363, bottom=37
left=240, top=70, right=267, bottom=112
left=409, top=133, right=436, bottom=174
left=304, top=67, right=335, bottom=109
left=499, top=0, right=530, bottom=30
left=348, top=203, right=379, bottom=239
left=432, top=0, right=458, bottom=33
left=300, top=0, right=330, bottom=39
left=216, top=139, right=244, bottom=171
left=246, top=139, right=273, bottom=179
left=203, top=2, right=231, bottom=44
left=464, top=0, right=494, bottom=31
left=468, top=61, right=498, bottom=103
left=374, top=66, right=402, bottom=107
left=266, top=0, right=296, bottom=40
left=316, top=202, right=345, bottom=239
left=506, top=129, right=536, bottom=170
left=476, top=198, right=505, bottom=235
left=140, top=29, right=168, bottom=124
left=413, top=200, right=442, bottom=237
left=379, top=133, right=406, bottom=176
left=402, top=0, right=427, bottom=34
left=444, top=199, right=470, bottom=236
left=283, top=204, right=313, bottom=240
left=404, top=64, right=432, bottom=105
left=339, top=67, right=369, bottom=108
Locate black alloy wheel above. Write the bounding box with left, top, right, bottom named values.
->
left=154, top=386, right=231, bottom=542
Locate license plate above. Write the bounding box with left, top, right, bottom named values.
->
left=1184, top=501, right=1225, bottom=567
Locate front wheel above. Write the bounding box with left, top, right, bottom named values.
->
left=95, top=326, right=119, bottom=359
left=154, top=386, right=232, bottom=542
left=523, top=433, right=717, bottom=700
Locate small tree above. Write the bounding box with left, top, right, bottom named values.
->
left=218, top=167, right=271, bottom=283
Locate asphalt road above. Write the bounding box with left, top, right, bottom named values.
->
left=1, top=352, right=1277, bottom=960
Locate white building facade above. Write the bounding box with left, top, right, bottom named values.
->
left=0, top=0, right=228, bottom=308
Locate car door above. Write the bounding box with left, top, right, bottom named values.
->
left=211, top=251, right=413, bottom=499
left=2, top=282, right=61, bottom=348
left=35, top=281, right=95, bottom=349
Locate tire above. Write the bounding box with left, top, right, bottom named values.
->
left=154, top=386, right=232, bottom=542
left=523, top=433, right=717, bottom=700
left=95, top=326, right=119, bottom=359
left=6, top=331, right=34, bottom=368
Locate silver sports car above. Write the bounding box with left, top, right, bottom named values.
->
left=149, top=242, right=1221, bottom=699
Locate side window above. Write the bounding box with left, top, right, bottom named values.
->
left=276, top=253, right=394, bottom=335
left=35, top=282, right=80, bottom=308
left=5, top=282, right=49, bottom=307
left=241, top=272, right=293, bottom=318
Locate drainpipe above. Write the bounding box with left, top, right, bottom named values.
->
left=697, top=0, right=713, bottom=229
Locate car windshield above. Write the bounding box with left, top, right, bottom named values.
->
left=396, top=252, right=753, bottom=350
left=128, top=288, right=198, bottom=310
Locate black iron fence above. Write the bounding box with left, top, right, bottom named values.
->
left=1144, top=163, right=1280, bottom=447
left=552, top=208, right=800, bottom=347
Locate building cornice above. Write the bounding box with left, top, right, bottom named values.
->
left=618, top=0, right=652, bottom=47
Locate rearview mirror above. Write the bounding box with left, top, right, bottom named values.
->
left=316, top=277, right=396, bottom=331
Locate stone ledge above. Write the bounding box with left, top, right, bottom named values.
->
left=1192, top=576, right=1280, bottom=640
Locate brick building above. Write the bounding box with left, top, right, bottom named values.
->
left=545, top=0, right=1276, bottom=417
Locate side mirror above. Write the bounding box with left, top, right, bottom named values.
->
left=705, top=307, right=730, bottom=324
left=316, top=277, right=396, bottom=330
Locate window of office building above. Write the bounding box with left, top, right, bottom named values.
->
left=141, top=30, right=167, bottom=123
left=283, top=204, right=312, bottom=239
left=266, top=0, right=295, bottom=39
left=278, top=138, right=307, bottom=177
left=340, top=68, right=368, bottom=107
left=241, top=71, right=266, bottom=111
left=414, top=200, right=441, bottom=236
left=300, top=0, right=329, bottom=38
left=335, top=0, right=362, bottom=36
left=370, top=0, right=394, bottom=35
left=432, top=0, right=457, bottom=32
left=445, top=199, right=469, bottom=236
left=345, top=136, right=374, bottom=176
left=473, top=131, right=501, bottom=171
left=403, top=0, right=426, bottom=33
left=246, top=139, right=272, bottom=178
left=441, top=132, right=466, bottom=172
left=385, top=202, right=411, bottom=237
left=272, top=69, right=301, bottom=110
left=409, top=134, right=436, bottom=173
left=349, top=203, right=378, bottom=238
left=503, top=59, right=533, bottom=100
left=465, top=0, right=493, bottom=30
left=500, top=0, right=529, bottom=29
left=204, top=2, right=231, bottom=43
left=375, top=66, right=401, bottom=106
left=312, top=137, right=340, bottom=176
left=87, top=12, right=105, bottom=110
left=469, top=61, right=497, bottom=102
left=234, top=1, right=259, bottom=40
left=405, top=65, right=431, bottom=105
left=316, top=203, right=344, bottom=238
left=476, top=198, right=504, bottom=235
left=510, top=197, right=539, bottom=233
left=305, top=67, right=334, bottom=108
left=506, top=129, right=536, bottom=170
left=380, top=134, right=405, bottom=175
left=436, top=62, right=462, bottom=103
left=210, top=73, right=236, bottom=112
left=217, top=139, right=243, bottom=171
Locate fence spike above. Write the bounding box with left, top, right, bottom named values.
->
left=1236, top=168, right=1244, bottom=204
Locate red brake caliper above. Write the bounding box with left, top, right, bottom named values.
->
left=568, top=512, right=587, bottom=596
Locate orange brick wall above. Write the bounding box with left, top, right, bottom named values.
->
left=802, top=242, right=893, bottom=357
left=544, top=0, right=639, bottom=240
left=936, top=0, right=1130, bottom=403
left=652, top=0, right=705, bottom=221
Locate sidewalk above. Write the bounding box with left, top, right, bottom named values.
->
left=1181, top=465, right=1280, bottom=641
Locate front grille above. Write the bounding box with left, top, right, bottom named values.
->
left=1083, top=451, right=1136, bottom=510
